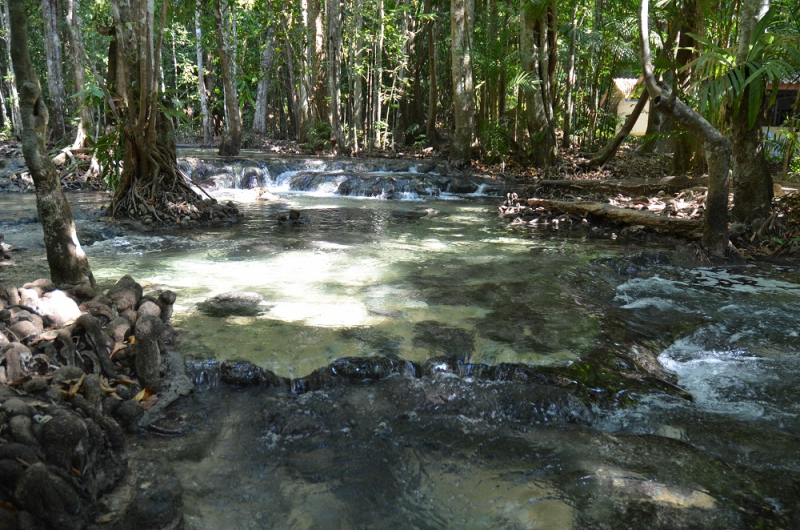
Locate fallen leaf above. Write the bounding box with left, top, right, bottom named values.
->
left=109, top=342, right=127, bottom=358
left=140, top=396, right=159, bottom=410
left=132, top=386, right=154, bottom=402
left=69, top=373, right=86, bottom=397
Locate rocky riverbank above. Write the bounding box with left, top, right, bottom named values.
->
left=0, top=275, right=191, bottom=529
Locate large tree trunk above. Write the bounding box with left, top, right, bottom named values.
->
left=519, top=5, right=548, bottom=165
left=425, top=0, right=438, bottom=147
left=252, top=26, right=276, bottom=135
left=40, top=0, right=66, bottom=143
left=108, top=0, right=239, bottom=228
left=195, top=1, right=212, bottom=145
left=284, top=46, right=298, bottom=139
left=213, top=0, right=242, bottom=156
left=639, top=0, right=730, bottom=256
left=349, top=0, right=364, bottom=151
left=372, top=0, right=384, bottom=148
left=327, top=0, right=345, bottom=151
left=298, top=0, right=313, bottom=141
left=310, top=0, right=327, bottom=123
left=65, top=0, right=92, bottom=149
left=450, top=0, right=474, bottom=166
left=561, top=0, right=578, bottom=149
left=8, top=0, right=94, bottom=286
left=730, top=0, right=773, bottom=222
left=1, top=0, right=22, bottom=138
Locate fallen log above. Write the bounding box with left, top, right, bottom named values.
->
left=534, top=175, right=707, bottom=196
left=526, top=197, right=703, bottom=237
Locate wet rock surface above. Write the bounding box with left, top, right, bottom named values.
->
left=118, top=370, right=799, bottom=529
left=179, top=156, right=508, bottom=198
left=197, top=291, right=267, bottom=317
left=0, top=275, right=191, bottom=529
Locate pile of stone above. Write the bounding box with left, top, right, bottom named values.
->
left=1, top=235, right=10, bottom=260
left=0, top=275, right=191, bottom=529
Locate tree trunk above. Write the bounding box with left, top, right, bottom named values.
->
left=40, top=0, right=66, bottom=143
left=730, top=0, right=773, bottom=222
left=561, top=0, right=578, bottom=149
left=639, top=0, right=730, bottom=256
left=298, top=0, right=312, bottom=141
left=327, top=0, right=344, bottom=151
left=65, top=0, right=92, bottom=149
left=537, top=6, right=558, bottom=170
left=213, top=0, right=242, bottom=155
left=425, top=0, right=438, bottom=147
left=8, top=0, right=94, bottom=286
left=372, top=0, right=384, bottom=148
left=195, top=1, right=212, bottom=145
left=107, top=0, right=239, bottom=228
left=349, top=0, right=364, bottom=151
left=450, top=0, right=474, bottom=166
left=252, top=26, right=276, bottom=135
left=637, top=99, right=662, bottom=154
left=2, top=0, right=22, bottom=138
left=519, top=5, right=548, bottom=165
left=285, top=46, right=298, bottom=139
left=310, top=0, right=327, bottom=122
left=580, top=92, right=649, bottom=167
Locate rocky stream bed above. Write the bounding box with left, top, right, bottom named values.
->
left=2, top=146, right=800, bottom=528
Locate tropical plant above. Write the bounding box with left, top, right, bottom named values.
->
left=686, top=7, right=800, bottom=129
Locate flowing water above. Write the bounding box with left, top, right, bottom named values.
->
left=1, top=157, right=799, bottom=528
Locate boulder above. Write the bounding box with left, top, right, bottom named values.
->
left=198, top=291, right=266, bottom=317
left=133, top=315, right=164, bottom=388
left=106, top=275, right=143, bottom=313
left=13, top=463, right=84, bottom=530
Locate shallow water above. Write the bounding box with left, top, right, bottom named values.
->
left=2, top=159, right=800, bottom=528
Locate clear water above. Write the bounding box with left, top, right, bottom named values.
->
left=3, top=164, right=800, bottom=528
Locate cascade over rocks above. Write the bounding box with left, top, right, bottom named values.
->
left=0, top=275, right=191, bottom=528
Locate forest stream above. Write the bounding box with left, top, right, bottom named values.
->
left=2, top=154, right=800, bottom=528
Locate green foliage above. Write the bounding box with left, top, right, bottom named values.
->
left=478, top=119, right=510, bottom=163
left=303, top=120, right=332, bottom=152
left=89, top=130, right=124, bottom=191
left=686, top=8, right=800, bottom=129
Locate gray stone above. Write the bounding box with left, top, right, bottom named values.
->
left=113, top=400, right=144, bottom=432
left=198, top=291, right=266, bottom=317
left=34, top=290, right=82, bottom=327
left=136, top=300, right=161, bottom=320
left=52, top=365, right=86, bottom=386
left=157, top=291, right=177, bottom=323
left=134, top=315, right=164, bottom=388
left=13, top=463, right=84, bottom=530
left=9, top=415, right=39, bottom=448
left=21, top=376, right=48, bottom=393
left=106, top=275, right=143, bottom=312
left=9, top=320, right=40, bottom=342
left=73, top=281, right=97, bottom=300
left=105, top=317, right=132, bottom=343
left=38, top=412, right=88, bottom=470
left=2, top=397, right=34, bottom=417
left=2, top=344, right=32, bottom=382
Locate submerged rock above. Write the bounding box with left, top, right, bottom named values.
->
left=197, top=291, right=267, bottom=317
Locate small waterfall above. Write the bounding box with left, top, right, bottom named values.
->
left=186, top=360, right=222, bottom=389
